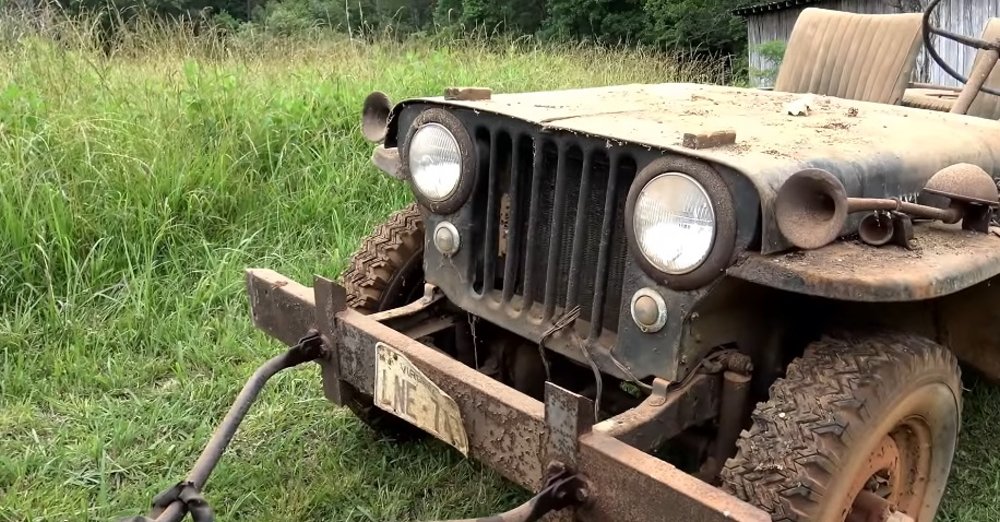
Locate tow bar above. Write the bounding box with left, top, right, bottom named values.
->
left=121, top=332, right=587, bottom=522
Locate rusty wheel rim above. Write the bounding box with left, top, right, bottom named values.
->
left=844, top=416, right=933, bottom=522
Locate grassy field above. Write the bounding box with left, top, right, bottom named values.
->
left=0, top=18, right=998, bottom=522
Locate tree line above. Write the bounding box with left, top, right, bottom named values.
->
left=14, top=0, right=750, bottom=58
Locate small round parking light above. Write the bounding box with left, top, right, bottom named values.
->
left=433, top=221, right=461, bottom=257
left=630, top=287, right=667, bottom=333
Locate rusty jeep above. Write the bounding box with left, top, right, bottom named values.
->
left=126, top=1, right=1000, bottom=521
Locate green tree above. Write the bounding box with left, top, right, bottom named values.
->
left=434, top=0, right=545, bottom=33
left=542, top=0, right=642, bottom=42
left=641, top=0, right=746, bottom=56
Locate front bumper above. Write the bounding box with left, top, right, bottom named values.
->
left=245, top=268, right=768, bottom=522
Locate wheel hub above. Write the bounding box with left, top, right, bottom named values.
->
left=844, top=419, right=933, bottom=522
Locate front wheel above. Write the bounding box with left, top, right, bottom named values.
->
left=339, top=203, right=427, bottom=440
left=720, top=332, right=962, bottom=522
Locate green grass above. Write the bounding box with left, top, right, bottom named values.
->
left=0, top=18, right=998, bottom=521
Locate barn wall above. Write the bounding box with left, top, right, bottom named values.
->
left=928, top=0, right=1000, bottom=86
left=745, top=0, right=1000, bottom=88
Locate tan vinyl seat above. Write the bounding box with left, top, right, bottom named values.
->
left=775, top=8, right=923, bottom=105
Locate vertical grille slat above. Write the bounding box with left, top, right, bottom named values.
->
left=565, top=151, right=592, bottom=310
left=543, top=143, right=571, bottom=321
left=521, top=140, right=547, bottom=312
left=589, top=154, right=620, bottom=340
left=481, top=131, right=501, bottom=294
left=501, top=134, right=525, bottom=304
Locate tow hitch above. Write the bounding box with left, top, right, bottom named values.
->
left=122, top=332, right=326, bottom=522
left=121, top=330, right=589, bottom=522
left=120, top=270, right=769, bottom=522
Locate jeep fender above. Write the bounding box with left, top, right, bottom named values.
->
left=727, top=223, right=1000, bottom=302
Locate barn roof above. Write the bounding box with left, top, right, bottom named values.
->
left=731, top=0, right=822, bottom=16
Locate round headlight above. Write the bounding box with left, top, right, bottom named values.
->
left=408, top=123, right=462, bottom=201
left=633, top=173, right=716, bottom=275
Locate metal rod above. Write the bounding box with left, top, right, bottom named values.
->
left=588, top=154, right=619, bottom=340
left=846, top=197, right=961, bottom=223
left=713, top=371, right=751, bottom=468
left=951, top=48, right=1000, bottom=115
left=565, top=150, right=592, bottom=310
left=153, top=339, right=323, bottom=522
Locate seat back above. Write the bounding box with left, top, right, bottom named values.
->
left=775, top=8, right=923, bottom=104
left=963, top=18, right=1000, bottom=119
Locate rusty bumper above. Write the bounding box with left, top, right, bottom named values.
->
left=245, top=268, right=769, bottom=522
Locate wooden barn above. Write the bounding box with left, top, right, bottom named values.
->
left=734, top=0, right=1000, bottom=88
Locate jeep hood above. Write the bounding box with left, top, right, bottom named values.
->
left=391, top=83, right=1000, bottom=254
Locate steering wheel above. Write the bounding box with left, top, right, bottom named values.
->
left=922, top=0, right=1000, bottom=96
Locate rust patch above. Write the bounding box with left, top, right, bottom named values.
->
left=444, top=86, right=492, bottom=101
left=498, top=193, right=511, bottom=257
left=578, top=433, right=770, bottom=521
left=682, top=129, right=737, bottom=150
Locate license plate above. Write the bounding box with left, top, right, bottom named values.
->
left=374, top=342, right=469, bottom=455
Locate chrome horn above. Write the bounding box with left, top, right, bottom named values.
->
left=775, top=164, right=999, bottom=250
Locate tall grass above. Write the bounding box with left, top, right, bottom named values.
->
left=1, top=12, right=997, bottom=522
left=0, top=15, right=734, bottom=521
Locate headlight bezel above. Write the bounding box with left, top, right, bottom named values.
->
left=401, top=108, right=476, bottom=214
left=625, top=157, right=737, bottom=290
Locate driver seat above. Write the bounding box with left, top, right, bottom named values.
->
left=775, top=8, right=924, bottom=105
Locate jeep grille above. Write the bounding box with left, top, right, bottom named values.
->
left=473, top=128, right=636, bottom=337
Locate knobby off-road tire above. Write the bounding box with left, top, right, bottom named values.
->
left=720, top=332, right=962, bottom=522
left=339, top=203, right=425, bottom=440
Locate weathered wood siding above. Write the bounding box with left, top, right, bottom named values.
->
left=746, top=0, right=1000, bottom=88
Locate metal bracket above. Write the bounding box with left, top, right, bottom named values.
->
left=314, top=275, right=346, bottom=405
left=367, top=283, right=443, bottom=323
left=545, top=382, right=595, bottom=469
left=591, top=372, right=720, bottom=453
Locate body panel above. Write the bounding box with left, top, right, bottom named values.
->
left=388, top=83, right=1000, bottom=254
left=727, top=223, right=1000, bottom=301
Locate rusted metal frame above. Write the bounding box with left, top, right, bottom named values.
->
left=577, top=432, right=769, bottom=522
left=245, top=269, right=769, bottom=521
left=591, top=372, right=721, bottom=453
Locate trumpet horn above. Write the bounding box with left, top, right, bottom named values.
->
left=361, top=91, right=392, bottom=143
left=774, top=168, right=849, bottom=250
left=775, top=165, right=997, bottom=250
